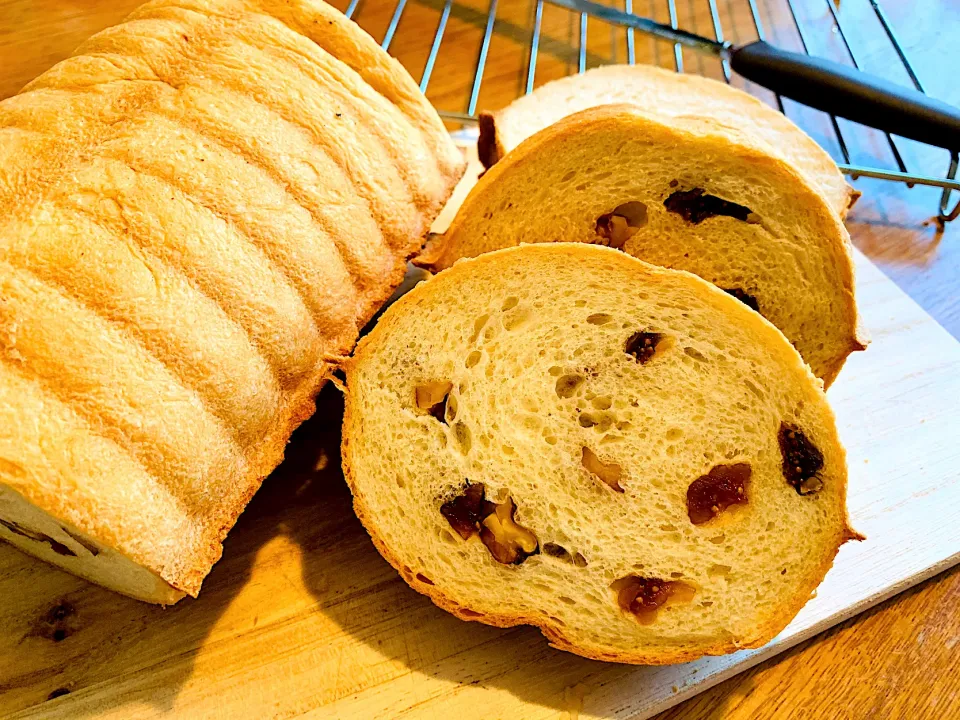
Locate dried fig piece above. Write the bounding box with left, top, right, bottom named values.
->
left=687, top=463, right=751, bottom=524
left=664, top=187, right=754, bottom=224
left=581, top=447, right=624, bottom=492
left=611, top=575, right=696, bottom=624
left=778, top=423, right=825, bottom=495
left=624, top=331, right=663, bottom=364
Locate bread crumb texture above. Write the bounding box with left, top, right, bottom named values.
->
left=344, top=244, right=853, bottom=664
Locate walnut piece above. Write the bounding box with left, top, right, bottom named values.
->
left=581, top=447, right=624, bottom=492
left=479, top=497, right=539, bottom=565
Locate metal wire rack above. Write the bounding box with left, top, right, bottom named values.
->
left=351, top=0, right=960, bottom=223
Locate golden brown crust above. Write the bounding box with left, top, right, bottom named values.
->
left=344, top=243, right=854, bottom=665
left=0, top=0, right=464, bottom=600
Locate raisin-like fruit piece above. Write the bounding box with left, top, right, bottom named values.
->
left=664, top=187, right=753, bottom=224
left=440, top=483, right=490, bottom=539
left=778, top=422, right=825, bottom=495
left=686, top=463, right=751, bottom=524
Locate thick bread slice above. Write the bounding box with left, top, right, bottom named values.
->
left=343, top=244, right=860, bottom=665
left=478, top=64, right=857, bottom=217
left=0, top=0, right=464, bottom=603
left=421, top=105, right=864, bottom=385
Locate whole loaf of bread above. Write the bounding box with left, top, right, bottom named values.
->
left=0, top=0, right=463, bottom=603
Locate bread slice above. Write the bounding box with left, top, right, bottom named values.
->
left=477, top=64, right=857, bottom=217
left=0, top=0, right=463, bottom=603
left=343, top=243, right=860, bottom=665
left=420, top=105, right=864, bottom=385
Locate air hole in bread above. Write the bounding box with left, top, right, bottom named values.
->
left=439, top=483, right=539, bottom=565
left=581, top=447, right=624, bottom=492
left=578, top=413, right=598, bottom=429
left=590, top=395, right=613, bottom=410
left=586, top=313, right=613, bottom=325
left=415, top=573, right=435, bottom=585
left=708, top=564, right=732, bottom=578
left=686, top=463, right=751, bottom=525
left=778, top=423, right=825, bottom=495
left=723, top=288, right=761, bottom=313
left=709, top=533, right=726, bottom=544
left=452, top=422, right=472, bottom=453
left=461, top=609, right=484, bottom=618
left=501, top=296, right=519, bottom=311
left=465, top=350, right=482, bottom=369
left=666, top=428, right=683, bottom=441
left=415, top=381, right=452, bottom=424
left=595, top=201, right=648, bottom=249
left=663, top=187, right=756, bottom=225
left=543, top=542, right=572, bottom=561
left=560, top=169, right=577, bottom=183
left=684, top=346, right=707, bottom=363
left=555, top=373, right=585, bottom=399
left=625, top=331, right=669, bottom=364
left=503, top=306, right=532, bottom=331
left=559, top=595, right=577, bottom=605
left=572, top=552, right=588, bottom=568
left=471, top=314, right=490, bottom=343
left=0, top=519, right=77, bottom=557
left=611, top=575, right=696, bottom=624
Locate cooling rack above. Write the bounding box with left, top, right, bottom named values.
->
left=345, top=0, right=959, bottom=224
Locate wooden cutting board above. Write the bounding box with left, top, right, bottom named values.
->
left=3, top=154, right=960, bottom=718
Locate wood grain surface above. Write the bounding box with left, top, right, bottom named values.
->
left=1, top=0, right=958, bottom=718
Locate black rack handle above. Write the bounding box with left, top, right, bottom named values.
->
left=729, top=40, right=960, bottom=152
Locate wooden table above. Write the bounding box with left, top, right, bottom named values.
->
left=1, top=1, right=958, bottom=718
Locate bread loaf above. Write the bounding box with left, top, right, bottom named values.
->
left=421, top=104, right=864, bottom=384
left=478, top=63, right=857, bottom=217
left=0, top=0, right=463, bottom=603
left=343, top=243, right=860, bottom=664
